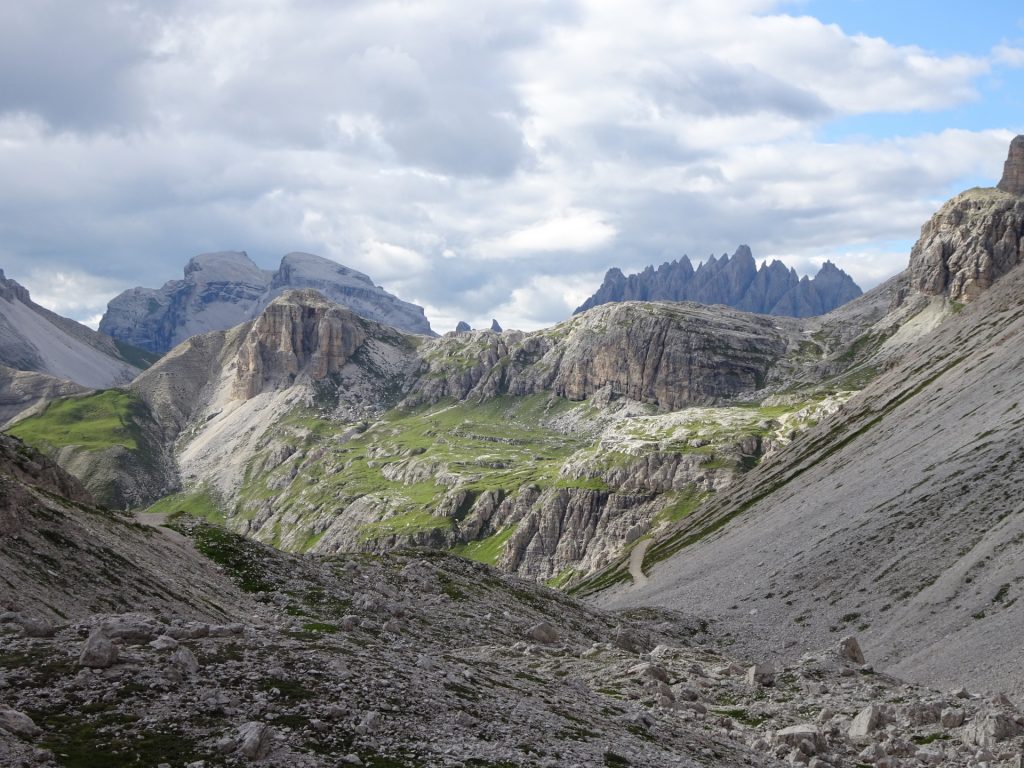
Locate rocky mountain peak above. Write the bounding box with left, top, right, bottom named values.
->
left=0, top=270, right=32, bottom=305
left=183, top=251, right=270, bottom=286
left=906, top=184, right=1024, bottom=302
left=231, top=289, right=369, bottom=399
left=575, top=246, right=861, bottom=317
left=997, top=134, right=1024, bottom=196
left=100, top=250, right=434, bottom=353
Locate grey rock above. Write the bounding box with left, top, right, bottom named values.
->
left=746, top=663, right=775, bottom=687
left=149, top=635, right=179, bottom=650
left=998, top=135, right=1024, bottom=196
left=775, top=724, right=825, bottom=753
left=849, top=704, right=882, bottom=740
left=78, top=631, right=118, bottom=668
left=100, top=615, right=161, bottom=643
left=837, top=635, right=865, bottom=665
left=171, top=646, right=200, bottom=676
left=940, top=707, right=965, bottom=728
left=236, top=721, right=274, bottom=760
left=0, top=706, right=40, bottom=738
left=962, top=712, right=1022, bottom=748
left=490, top=319, right=503, bottom=333
left=527, top=621, right=559, bottom=644
left=455, top=321, right=471, bottom=333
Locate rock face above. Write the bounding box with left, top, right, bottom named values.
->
left=410, top=302, right=798, bottom=411
left=0, top=269, right=140, bottom=392
left=99, top=251, right=434, bottom=353
left=232, top=290, right=369, bottom=399
left=905, top=187, right=1024, bottom=302
left=997, top=134, right=1024, bottom=196
left=455, top=320, right=471, bottom=333
left=575, top=246, right=862, bottom=318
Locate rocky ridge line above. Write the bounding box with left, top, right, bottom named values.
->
left=575, top=246, right=863, bottom=318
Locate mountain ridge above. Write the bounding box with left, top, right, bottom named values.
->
left=99, top=250, right=435, bottom=354
left=575, top=246, right=863, bottom=318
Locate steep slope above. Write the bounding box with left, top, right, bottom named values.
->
left=0, top=269, right=143, bottom=392
left=592, top=196, right=1024, bottom=696
left=575, top=246, right=862, bottom=318
left=6, top=388, right=178, bottom=510
left=99, top=250, right=434, bottom=353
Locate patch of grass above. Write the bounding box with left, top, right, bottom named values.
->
left=145, top=489, right=224, bottom=522
left=452, top=525, right=517, bottom=566
left=8, top=389, right=144, bottom=451
left=183, top=521, right=274, bottom=593
left=913, top=733, right=951, bottom=745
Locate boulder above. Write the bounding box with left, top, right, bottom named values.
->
left=775, top=724, right=826, bottom=754
left=746, top=663, right=775, bottom=687
left=171, top=646, right=200, bottom=676
left=527, top=621, right=559, bottom=645
left=848, top=704, right=881, bottom=740
left=78, top=630, right=118, bottom=668
left=837, top=636, right=865, bottom=665
left=236, top=721, right=274, bottom=760
left=940, top=707, right=965, bottom=728
left=962, top=712, right=1022, bottom=748
left=0, top=706, right=40, bottom=738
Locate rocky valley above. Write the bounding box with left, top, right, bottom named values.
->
left=2, top=136, right=1024, bottom=767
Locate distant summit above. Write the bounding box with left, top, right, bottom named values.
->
left=574, top=246, right=862, bottom=318
left=100, top=251, right=435, bottom=353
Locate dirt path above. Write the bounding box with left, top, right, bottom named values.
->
left=629, top=539, right=652, bottom=586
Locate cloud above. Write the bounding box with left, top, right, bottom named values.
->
left=0, top=0, right=1019, bottom=333
left=479, top=211, right=618, bottom=258
left=993, top=44, right=1024, bottom=67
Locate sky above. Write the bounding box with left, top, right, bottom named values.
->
left=1, top=0, right=1022, bottom=333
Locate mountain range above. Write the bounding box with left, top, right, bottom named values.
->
left=1, top=136, right=1024, bottom=766
left=575, top=247, right=863, bottom=318
left=98, top=250, right=435, bottom=354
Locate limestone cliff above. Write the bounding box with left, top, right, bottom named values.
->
left=232, top=290, right=369, bottom=399
left=99, top=251, right=434, bottom=354
left=410, top=302, right=800, bottom=411
left=905, top=137, right=1024, bottom=303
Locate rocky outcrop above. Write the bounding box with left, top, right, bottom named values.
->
left=232, top=290, right=369, bottom=399
left=455, top=320, right=471, bottom=333
left=410, top=302, right=798, bottom=411
left=997, top=134, right=1024, bottom=196
left=490, top=319, right=503, bottom=332
left=905, top=187, right=1024, bottom=302
left=100, top=251, right=434, bottom=354
left=575, top=246, right=862, bottom=318
left=0, top=270, right=140, bottom=391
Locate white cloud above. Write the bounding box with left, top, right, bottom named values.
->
left=479, top=211, right=617, bottom=258
left=993, top=44, right=1024, bottom=67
